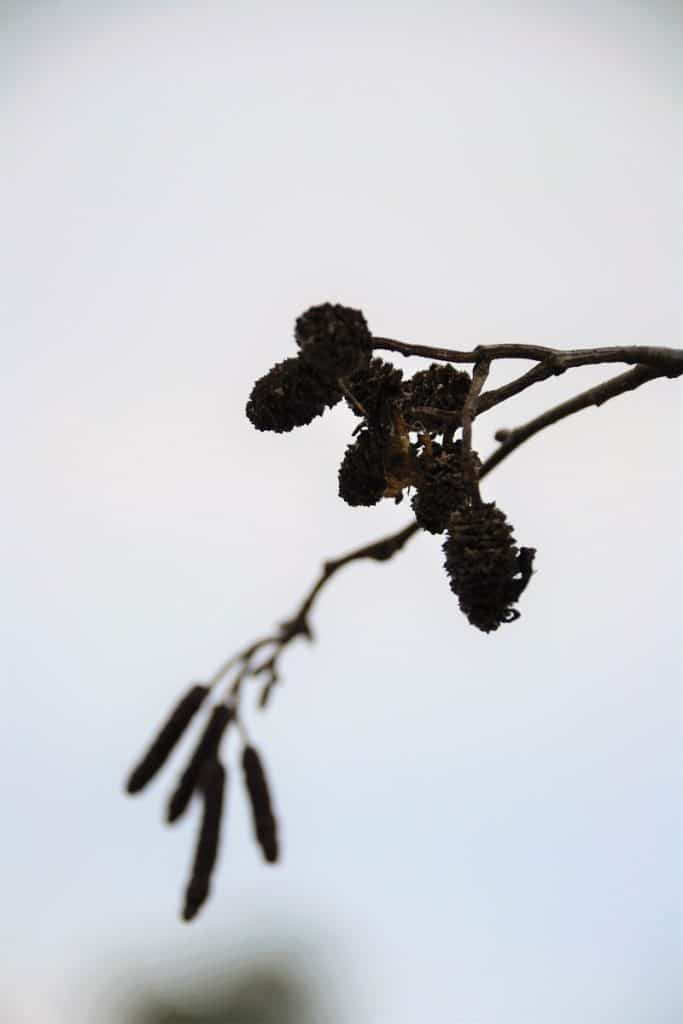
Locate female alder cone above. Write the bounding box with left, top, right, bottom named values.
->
left=338, top=428, right=387, bottom=507
left=246, top=356, right=341, bottom=433
left=402, top=363, right=471, bottom=429
left=295, top=303, right=372, bottom=380
left=443, top=502, right=535, bottom=632
left=411, top=442, right=474, bottom=534
left=346, top=357, right=404, bottom=426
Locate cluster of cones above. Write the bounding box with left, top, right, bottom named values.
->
left=126, top=685, right=278, bottom=921
left=247, top=303, right=536, bottom=632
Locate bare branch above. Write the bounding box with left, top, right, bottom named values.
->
left=480, top=364, right=663, bottom=476
left=478, top=358, right=566, bottom=414
left=208, top=520, right=420, bottom=707
left=372, top=336, right=683, bottom=375
left=461, top=357, right=490, bottom=504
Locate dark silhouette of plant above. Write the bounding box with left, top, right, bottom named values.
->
left=125, top=302, right=683, bottom=921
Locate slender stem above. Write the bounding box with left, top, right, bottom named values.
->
left=282, top=521, right=420, bottom=633
left=338, top=378, right=368, bottom=418
left=478, top=358, right=566, bottom=414
left=372, top=337, right=683, bottom=374
left=480, top=364, right=662, bottom=476
left=461, top=358, right=490, bottom=504
left=210, top=520, right=420, bottom=706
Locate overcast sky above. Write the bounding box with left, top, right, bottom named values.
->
left=2, top=3, right=682, bottom=1022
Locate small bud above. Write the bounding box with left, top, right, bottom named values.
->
left=167, top=704, right=233, bottom=823
left=125, top=684, right=209, bottom=795
left=443, top=502, right=535, bottom=632
left=295, top=303, right=372, bottom=380
left=242, top=745, right=279, bottom=864
left=182, top=759, right=226, bottom=922
left=338, top=428, right=387, bottom=507
left=246, top=357, right=341, bottom=433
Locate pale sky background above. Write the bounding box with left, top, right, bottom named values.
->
left=2, top=2, right=682, bottom=1022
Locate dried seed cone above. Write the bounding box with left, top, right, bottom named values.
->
left=338, top=428, right=387, bottom=507
left=345, top=357, right=403, bottom=425
left=242, top=745, right=279, bottom=864
left=411, top=442, right=474, bottom=534
left=295, top=303, right=372, bottom=380
left=443, top=502, right=534, bottom=632
left=167, top=704, right=233, bottom=823
left=246, top=356, right=341, bottom=433
left=402, top=364, right=471, bottom=429
left=125, top=684, right=209, bottom=795
left=182, top=759, right=226, bottom=922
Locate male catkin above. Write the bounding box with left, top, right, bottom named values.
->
left=167, top=703, right=233, bottom=823
left=126, top=684, right=209, bottom=794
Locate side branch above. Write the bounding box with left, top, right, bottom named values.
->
left=480, top=364, right=663, bottom=475
left=461, top=357, right=490, bottom=504
left=372, top=336, right=683, bottom=375
left=208, top=521, right=420, bottom=707
left=283, top=520, right=421, bottom=633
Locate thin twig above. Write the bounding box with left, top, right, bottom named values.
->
left=460, top=357, right=490, bottom=505
left=372, top=337, right=683, bottom=374
left=480, top=364, right=663, bottom=476
left=211, top=520, right=420, bottom=706
left=477, top=357, right=566, bottom=414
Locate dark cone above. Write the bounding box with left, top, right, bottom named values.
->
left=401, top=363, right=471, bottom=430
left=125, top=684, right=209, bottom=795
left=443, top=502, right=536, bottom=632
left=338, top=428, right=387, bottom=507
left=182, top=759, right=226, bottom=922
left=345, top=357, right=403, bottom=427
left=167, top=704, right=233, bottom=823
left=242, top=745, right=279, bottom=864
left=246, top=356, right=341, bottom=433
left=411, top=442, right=475, bottom=534
left=295, top=303, right=372, bottom=381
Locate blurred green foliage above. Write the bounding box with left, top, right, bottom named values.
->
left=123, top=960, right=323, bottom=1024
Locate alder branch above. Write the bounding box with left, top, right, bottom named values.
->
left=372, top=336, right=683, bottom=374
left=207, top=520, right=420, bottom=707
left=478, top=359, right=566, bottom=414
left=128, top=302, right=683, bottom=925
left=461, top=357, right=490, bottom=504
left=393, top=347, right=682, bottom=427
left=478, top=347, right=682, bottom=415
left=480, top=364, right=663, bottom=475
left=208, top=350, right=680, bottom=709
